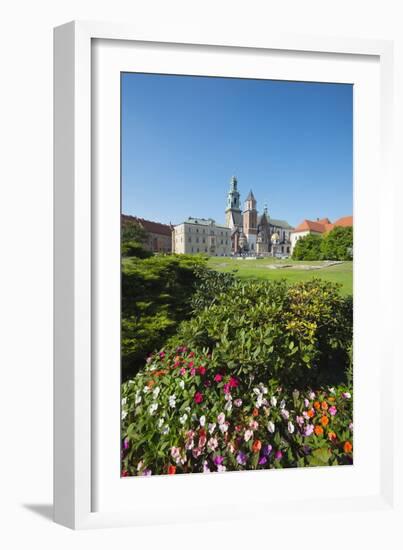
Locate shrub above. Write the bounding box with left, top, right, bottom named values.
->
left=168, top=278, right=352, bottom=388
left=122, top=241, right=153, bottom=258
left=190, top=266, right=237, bottom=312
left=321, top=226, right=353, bottom=260
left=122, top=254, right=208, bottom=380
left=292, top=233, right=323, bottom=260
left=121, top=348, right=353, bottom=476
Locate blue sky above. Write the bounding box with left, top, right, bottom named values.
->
left=122, top=73, right=352, bottom=228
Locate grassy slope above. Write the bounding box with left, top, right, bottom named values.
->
left=208, top=257, right=353, bottom=296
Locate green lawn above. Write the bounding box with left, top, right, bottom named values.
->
left=208, top=256, right=353, bottom=296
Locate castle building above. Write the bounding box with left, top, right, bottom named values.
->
left=172, top=217, right=231, bottom=256
left=225, top=176, right=293, bottom=256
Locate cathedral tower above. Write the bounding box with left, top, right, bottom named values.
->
left=225, top=176, right=242, bottom=229
left=243, top=190, right=258, bottom=251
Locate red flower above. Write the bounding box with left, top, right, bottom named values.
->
left=199, top=366, right=206, bottom=376
left=168, top=465, right=176, bottom=475
left=188, top=361, right=194, bottom=368
left=229, top=377, right=238, bottom=388
left=199, top=428, right=206, bottom=438
left=121, top=470, right=129, bottom=477
left=188, top=352, right=195, bottom=358
left=214, top=374, right=223, bottom=382
left=194, top=392, right=203, bottom=404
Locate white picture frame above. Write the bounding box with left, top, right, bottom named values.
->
left=54, top=20, right=399, bottom=530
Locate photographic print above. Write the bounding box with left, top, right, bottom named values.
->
left=120, top=73, right=353, bottom=477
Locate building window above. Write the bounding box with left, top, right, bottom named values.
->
left=196, top=237, right=199, bottom=243
left=197, top=248, right=199, bottom=252
left=191, top=247, right=194, bottom=252
left=287, top=247, right=290, bottom=253
left=205, top=247, right=208, bottom=252
left=188, top=237, right=191, bottom=243
left=202, top=238, right=205, bottom=243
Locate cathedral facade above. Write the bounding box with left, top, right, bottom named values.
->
left=225, top=176, right=294, bottom=256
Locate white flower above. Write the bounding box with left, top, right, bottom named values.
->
left=281, top=409, right=290, bottom=420
left=219, top=422, right=229, bottom=433
left=157, top=417, right=164, bottom=428
left=224, top=400, right=232, bottom=412
left=148, top=403, right=158, bottom=415
left=329, top=387, right=335, bottom=394
left=169, top=394, right=176, bottom=408
left=185, top=406, right=191, bottom=412
left=343, top=392, right=352, bottom=399
left=309, top=391, right=316, bottom=400
left=135, top=391, right=142, bottom=405
left=288, top=421, right=295, bottom=434
left=208, top=422, right=216, bottom=434
left=256, top=394, right=264, bottom=408
left=244, top=429, right=253, bottom=442
left=121, top=397, right=127, bottom=406
left=207, top=437, right=218, bottom=451
left=199, top=415, right=206, bottom=427
left=270, top=396, right=277, bottom=407
left=268, top=421, right=275, bottom=433
left=179, top=413, right=188, bottom=425
left=217, top=412, right=226, bottom=425
left=280, top=399, right=286, bottom=409
left=217, top=464, right=227, bottom=473
left=143, top=386, right=150, bottom=393
left=179, top=380, right=185, bottom=389
left=203, top=461, right=210, bottom=474
left=234, top=398, right=243, bottom=407
left=224, top=393, right=232, bottom=402
left=152, top=386, right=160, bottom=399
left=253, top=387, right=261, bottom=396
left=121, top=409, right=128, bottom=420
left=161, top=425, right=170, bottom=435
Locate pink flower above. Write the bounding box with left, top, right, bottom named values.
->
left=229, top=377, right=238, bottom=388
left=190, top=368, right=196, bottom=376
left=244, top=429, right=253, bottom=442
left=217, top=412, right=226, bottom=425
left=192, top=447, right=201, bottom=458
left=214, top=374, right=223, bottom=382
left=249, top=420, right=259, bottom=431
left=275, top=450, right=283, bottom=460
left=207, top=437, right=218, bottom=451
left=159, top=351, right=165, bottom=358
left=199, top=435, right=207, bottom=448
left=194, top=392, right=203, bottom=404
left=180, top=367, right=186, bottom=375
left=234, top=398, right=243, bottom=407
left=329, top=406, right=337, bottom=416
left=188, top=361, right=194, bottom=368
left=223, top=383, right=231, bottom=394
left=304, top=424, right=314, bottom=437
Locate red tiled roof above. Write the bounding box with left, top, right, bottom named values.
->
left=334, top=216, right=353, bottom=228
left=122, top=214, right=172, bottom=236
left=293, top=220, right=327, bottom=233
left=293, top=215, right=353, bottom=234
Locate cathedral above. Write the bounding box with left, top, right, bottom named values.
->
left=225, top=176, right=294, bottom=256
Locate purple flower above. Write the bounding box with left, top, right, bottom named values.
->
left=141, top=469, right=152, bottom=476
left=214, top=455, right=224, bottom=466
left=258, top=456, right=267, bottom=465
left=304, top=424, right=314, bottom=437
left=123, top=437, right=129, bottom=450
left=236, top=452, right=247, bottom=465
left=275, top=450, right=283, bottom=460
left=262, top=444, right=272, bottom=457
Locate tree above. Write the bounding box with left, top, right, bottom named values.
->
left=292, top=233, right=323, bottom=260
left=121, top=217, right=148, bottom=244
left=321, top=226, right=353, bottom=260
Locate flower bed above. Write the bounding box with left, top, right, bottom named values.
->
left=121, top=348, right=353, bottom=476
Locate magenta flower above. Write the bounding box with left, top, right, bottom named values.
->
left=275, top=450, right=283, bottom=460
left=258, top=456, right=267, bottom=465
left=123, top=437, right=129, bottom=450
left=194, top=392, right=203, bottom=404
left=229, top=377, right=239, bottom=388
left=329, top=405, right=337, bottom=416
left=214, top=373, right=223, bottom=382
left=213, top=455, right=224, bottom=466
left=190, top=367, right=196, bottom=376
left=159, top=351, right=165, bottom=358
left=223, top=383, right=231, bottom=394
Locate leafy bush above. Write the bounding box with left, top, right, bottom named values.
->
left=168, top=278, right=352, bottom=388
left=122, top=241, right=153, bottom=258
left=122, top=254, right=207, bottom=380
left=321, top=226, right=353, bottom=260
left=190, top=266, right=236, bottom=312
left=121, top=348, right=353, bottom=476
left=292, top=233, right=323, bottom=260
